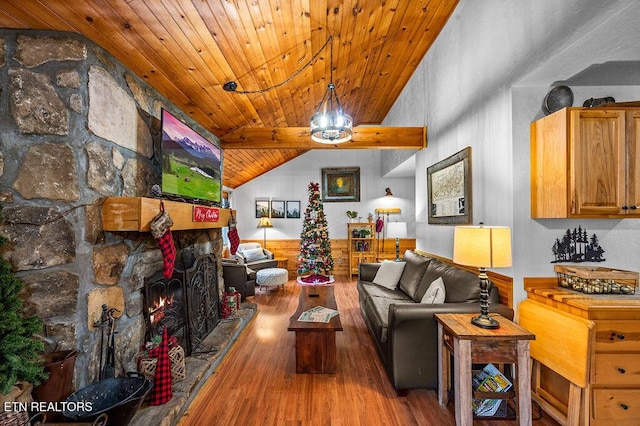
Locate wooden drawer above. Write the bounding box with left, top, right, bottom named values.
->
left=593, top=389, right=640, bottom=420
left=595, top=321, right=640, bottom=352
left=593, top=353, right=640, bottom=385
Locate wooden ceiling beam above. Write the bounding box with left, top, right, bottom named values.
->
left=220, top=126, right=427, bottom=150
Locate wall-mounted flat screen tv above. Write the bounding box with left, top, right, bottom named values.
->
left=161, top=108, right=222, bottom=204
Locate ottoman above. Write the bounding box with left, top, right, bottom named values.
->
left=256, top=268, right=288, bottom=292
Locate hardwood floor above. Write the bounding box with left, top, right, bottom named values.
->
left=179, top=276, right=559, bottom=425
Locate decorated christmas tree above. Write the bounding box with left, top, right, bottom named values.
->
left=297, top=182, right=334, bottom=283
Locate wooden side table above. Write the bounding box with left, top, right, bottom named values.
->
left=435, top=313, right=535, bottom=426
left=275, top=257, right=288, bottom=269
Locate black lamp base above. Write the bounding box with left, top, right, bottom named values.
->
left=472, top=269, right=500, bottom=329
left=471, top=314, right=500, bottom=329
left=393, top=238, right=401, bottom=261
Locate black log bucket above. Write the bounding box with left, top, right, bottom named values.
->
left=62, top=374, right=152, bottom=426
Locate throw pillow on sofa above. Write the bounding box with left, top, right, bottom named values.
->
left=372, top=260, right=406, bottom=290
left=243, top=248, right=268, bottom=262
left=397, top=250, right=432, bottom=300
left=421, top=277, right=446, bottom=304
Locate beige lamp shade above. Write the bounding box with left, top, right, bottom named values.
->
left=453, top=225, right=512, bottom=268
left=386, top=222, right=407, bottom=239
left=257, top=216, right=273, bottom=228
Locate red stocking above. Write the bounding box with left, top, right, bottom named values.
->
left=157, top=229, right=176, bottom=278
left=149, top=326, right=172, bottom=405
left=228, top=213, right=240, bottom=255
left=228, top=228, right=239, bottom=255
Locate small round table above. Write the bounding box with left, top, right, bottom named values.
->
left=256, top=268, right=288, bottom=292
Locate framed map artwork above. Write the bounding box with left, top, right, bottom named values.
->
left=427, top=147, right=472, bottom=225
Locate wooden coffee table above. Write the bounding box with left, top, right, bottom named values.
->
left=287, top=285, right=343, bottom=373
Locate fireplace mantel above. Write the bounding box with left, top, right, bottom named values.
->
left=102, top=197, right=232, bottom=231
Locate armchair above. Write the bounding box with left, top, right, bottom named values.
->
left=235, top=243, right=277, bottom=272
left=221, top=260, right=257, bottom=300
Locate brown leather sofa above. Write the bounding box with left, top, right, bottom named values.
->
left=357, top=250, right=514, bottom=393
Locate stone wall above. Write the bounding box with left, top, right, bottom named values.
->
left=0, top=30, right=224, bottom=388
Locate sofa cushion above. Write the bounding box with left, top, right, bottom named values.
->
left=359, top=281, right=412, bottom=301
left=397, top=251, right=432, bottom=301
left=420, top=277, right=446, bottom=304
left=373, top=260, right=406, bottom=290
left=415, top=258, right=485, bottom=303
left=243, top=247, right=268, bottom=262
left=365, top=296, right=413, bottom=343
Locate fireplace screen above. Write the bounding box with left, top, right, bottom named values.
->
left=143, top=254, right=220, bottom=355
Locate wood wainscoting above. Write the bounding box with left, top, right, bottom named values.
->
left=240, top=238, right=416, bottom=279
left=415, top=249, right=513, bottom=308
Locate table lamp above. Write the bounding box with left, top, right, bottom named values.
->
left=257, top=216, right=273, bottom=249
left=453, top=223, right=512, bottom=329
left=386, top=222, right=407, bottom=262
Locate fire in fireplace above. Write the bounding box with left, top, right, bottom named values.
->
left=143, top=254, right=220, bottom=355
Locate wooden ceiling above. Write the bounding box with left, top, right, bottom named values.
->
left=0, top=1, right=458, bottom=188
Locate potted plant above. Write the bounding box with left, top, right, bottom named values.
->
left=346, top=210, right=358, bottom=222
left=367, top=213, right=373, bottom=223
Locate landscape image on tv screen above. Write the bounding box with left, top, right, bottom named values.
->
left=161, top=109, right=222, bottom=204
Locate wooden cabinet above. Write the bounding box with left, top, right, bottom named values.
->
left=530, top=107, right=640, bottom=218
left=520, top=280, right=640, bottom=425
left=347, top=222, right=376, bottom=276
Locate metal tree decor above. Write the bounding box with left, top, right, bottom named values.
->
left=297, top=182, right=334, bottom=283
left=551, top=226, right=605, bottom=263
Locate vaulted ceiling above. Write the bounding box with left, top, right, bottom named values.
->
left=0, top=1, right=459, bottom=188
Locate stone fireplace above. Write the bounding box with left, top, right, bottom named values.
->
left=0, top=29, right=227, bottom=389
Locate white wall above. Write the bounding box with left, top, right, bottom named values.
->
left=230, top=149, right=415, bottom=242
left=383, top=0, right=640, bottom=306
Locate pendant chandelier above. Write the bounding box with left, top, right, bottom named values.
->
left=310, top=36, right=353, bottom=144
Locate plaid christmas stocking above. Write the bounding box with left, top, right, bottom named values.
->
left=150, top=202, right=176, bottom=279
left=158, top=229, right=176, bottom=278
left=228, top=228, right=239, bottom=255
left=228, top=214, right=240, bottom=255
left=150, top=326, right=172, bottom=405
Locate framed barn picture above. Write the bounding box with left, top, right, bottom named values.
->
left=321, top=167, right=360, bottom=202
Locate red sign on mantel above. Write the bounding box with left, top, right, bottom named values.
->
left=192, top=206, right=220, bottom=223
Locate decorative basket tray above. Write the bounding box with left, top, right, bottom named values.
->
left=137, top=345, right=186, bottom=382
left=555, top=265, right=638, bottom=295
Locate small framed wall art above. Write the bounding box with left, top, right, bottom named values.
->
left=321, top=167, right=360, bottom=202
left=255, top=199, right=269, bottom=218
left=270, top=200, right=285, bottom=218
left=286, top=201, right=301, bottom=218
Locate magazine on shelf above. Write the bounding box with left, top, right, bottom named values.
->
left=298, top=306, right=339, bottom=323
left=472, top=363, right=512, bottom=417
